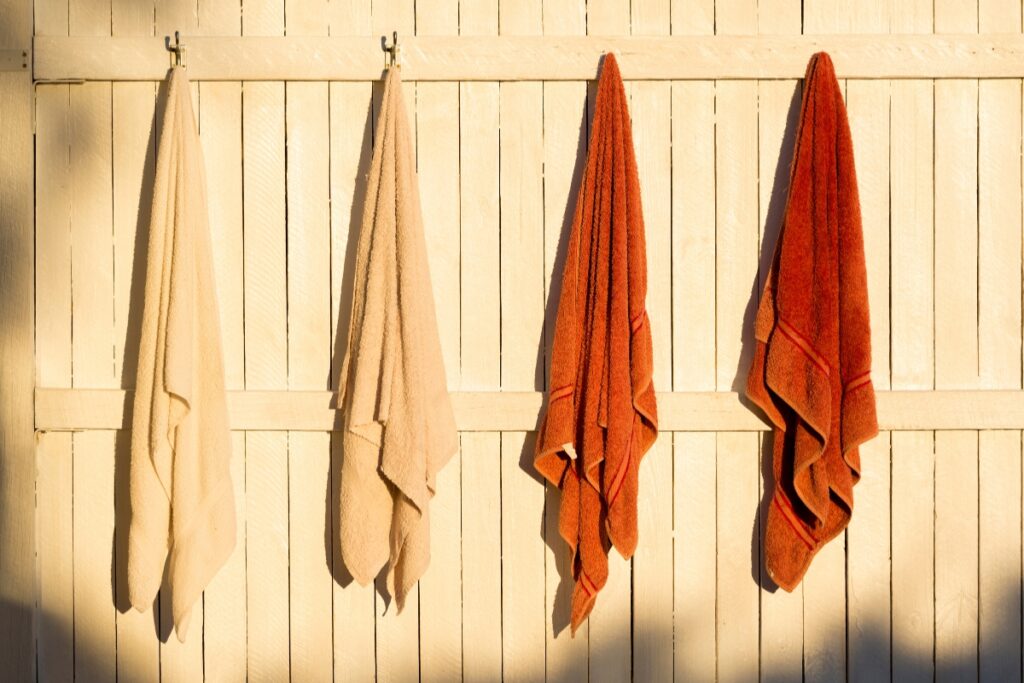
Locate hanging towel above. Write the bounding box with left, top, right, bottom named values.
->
left=535, top=53, right=658, bottom=634
left=746, top=52, right=878, bottom=591
left=338, top=66, right=458, bottom=609
left=128, top=66, right=236, bottom=642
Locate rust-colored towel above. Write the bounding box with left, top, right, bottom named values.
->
left=536, top=53, right=658, bottom=633
left=747, top=52, right=878, bottom=591
left=338, top=66, right=458, bottom=610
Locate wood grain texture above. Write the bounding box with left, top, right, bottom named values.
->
left=459, top=73, right=503, bottom=683
left=35, top=83, right=75, bottom=683
left=242, top=75, right=290, bottom=682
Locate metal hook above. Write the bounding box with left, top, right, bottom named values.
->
left=381, top=31, right=401, bottom=69
left=165, top=31, right=186, bottom=68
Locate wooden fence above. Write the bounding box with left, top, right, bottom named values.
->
left=2, top=0, right=1023, bottom=680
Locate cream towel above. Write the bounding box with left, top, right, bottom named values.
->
left=338, top=67, right=458, bottom=609
left=128, top=66, right=235, bottom=642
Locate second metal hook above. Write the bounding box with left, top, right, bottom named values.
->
left=166, top=30, right=186, bottom=68
left=381, top=31, right=401, bottom=69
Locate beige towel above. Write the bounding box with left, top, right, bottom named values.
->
left=338, top=66, right=458, bottom=609
left=128, top=66, right=236, bottom=642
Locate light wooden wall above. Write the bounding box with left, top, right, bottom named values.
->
left=25, top=0, right=1024, bottom=681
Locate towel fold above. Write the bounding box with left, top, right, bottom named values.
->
left=338, top=66, right=458, bottom=609
left=128, top=66, right=236, bottom=642
left=535, top=53, right=658, bottom=634
left=746, top=52, right=878, bottom=591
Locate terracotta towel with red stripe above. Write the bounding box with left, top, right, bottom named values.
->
left=746, top=52, right=878, bottom=591
left=535, top=53, right=658, bottom=633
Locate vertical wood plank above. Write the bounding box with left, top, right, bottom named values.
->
left=934, top=4, right=980, bottom=678
left=714, top=71, right=760, bottom=683
left=285, top=75, right=333, bottom=682
left=670, top=1, right=716, bottom=675
left=711, top=17, right=759, bottom=675
left=36, top=0, right=70, bottom=34
left=672, top=79, right=716, bottom=395
left=497, top=20, right=546, bottom=673
left=586, top=0, right=628, bottom=33
left=978, top=431, right=1022, bottom=683
left=35, top=83, right=75, bottom=683
left=414, top=6, right=462, bottom=682
left=671, top=77, right=717, bottom=683
left=69, top=78, right=118, bottom=683
left=459, top=426, right=502, bottom=682
left=801, top=538, right=847, bottom=682
left=497, top=9, right=544, bottom=681
left=889, top=80, right=934, bottom=395
left=72, top=432, right=119, bottom=683
left=154, top=0, right=196, bottom=35
left=70, top=0, right=111, bottom=35
left=415, top=4, right=462, bottom=680
left=977, top=1, right=1023, bottom=672
left=889, top=0, right=936, bottom=657
left=243, top=76, right=290, bottom=682
left=630, top=1, right=673, bottom=676
left=458, top=0, right=503, bottom=659
left=673, top=433, right=716, bottom=683
left=283, top=15, right=332, bottom=683
left=934, top=0, right=979, bottom=393
left=935, top=430, right=980, bottom=683
left=890, top=432, right=935, bottom=682
left=715, top=432, right=760, bottom=683
left=198, top=0, right=247, bottom=671
left=846, top=434, right=893, bottom=683
left=846, top=72, right=893, bottom=683
left=977, top=81, right=1022, bottom=390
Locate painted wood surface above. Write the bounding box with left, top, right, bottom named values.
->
left=21, top=0, right=1024, bottom=681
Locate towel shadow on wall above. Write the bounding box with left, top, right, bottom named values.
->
left=745, top=81, right=803, bottom=592
left=111, top=73, right=175, bottom=641
left=324, top=78, right=387, bottom=603
left=530, top=75, right=599, bottom=637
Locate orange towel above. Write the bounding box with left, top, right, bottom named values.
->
left=746, top=52, right=878, bottom=591
left=535, top=53, right=658, bottom=634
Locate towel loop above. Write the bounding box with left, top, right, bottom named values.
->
left=381, top=31, right=401, bottom=69
left=166, top=31, right=186, bottom=68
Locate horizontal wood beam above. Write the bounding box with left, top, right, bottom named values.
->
left=33, top=34, right=1024, bottom=82
left=34, top=388, right=1024, bottom=432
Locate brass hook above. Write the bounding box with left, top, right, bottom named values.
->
left=165, top=31, right=186, bottom=68
left=381, top=31, right=401, bottom=69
